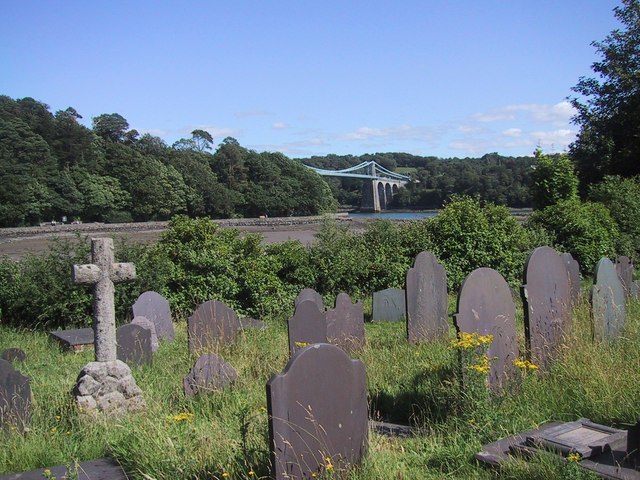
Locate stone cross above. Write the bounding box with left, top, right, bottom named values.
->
left=73, top=238, right=136, bottom=362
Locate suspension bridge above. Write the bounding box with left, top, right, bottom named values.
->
left=305, top=161, right=411, bottom=212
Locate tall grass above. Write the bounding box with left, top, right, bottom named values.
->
left=1, top=294, right=638, bottom=479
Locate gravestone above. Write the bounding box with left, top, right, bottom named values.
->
left=287, top=299, right=327, bottom=355
left=187, top=300, right=239, bottom=353
left=132, top=291, right=174, bottom=342
left=616, top=256, right=634, bottom=297
left=267, top=343, right=368, bottom=480
left=131, top=316, right=159, bottom=352
left=406, top=251, right=448, bottom=343
left=372, top=287, right=406, bottom=322
left=49, top=327, right=94, bottom=352
left=0, top=359, right=31, bottom=433
left=116, top=323, right=152, bottom=366
left=294, top=288, right=324, bottom=311
left=561, top=252, right=581, bottom=306
left=453, top=268, right=518, bottom=391
left=72, top=238, right=145, bottom=414
left=1, top=348, right=26, bottom=364
left=326, top=293, right=365, bottom=352
left=183, top=353, right=238, bottom=397
left=521, top=246, right=572, bottom=372
left=592, top=258, right=626, bottom=341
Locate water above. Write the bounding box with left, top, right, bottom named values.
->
left=348, top=211, right=438, bottom=220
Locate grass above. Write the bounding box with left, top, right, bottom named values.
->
left=1, top=294, right=639, bottom=479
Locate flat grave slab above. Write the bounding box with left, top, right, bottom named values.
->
left=0, top=458, right=126, bottom=480
left=49, top=328, right=94, bottom=352
left=370, top=420, right=415, bottom=438
left=476, top=418, right=639, bottom=479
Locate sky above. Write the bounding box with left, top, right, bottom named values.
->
left=1, top=1, right=623, bottom=159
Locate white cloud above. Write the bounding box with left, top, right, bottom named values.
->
left=502, top=128, right=522, bottom=137
left=188, top=125, right=240, bottom=139
left=272, top=122, right=289, bottom=130
left=340, top=125, right=442, bottom=143
left=473, top=101, right=576, bottom=127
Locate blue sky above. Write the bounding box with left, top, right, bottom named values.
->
left=1, top=1, right=622, bottom=159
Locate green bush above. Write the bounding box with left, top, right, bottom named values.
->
left=424, top=196, right=535, bottom=289
left=589, top=175, right=640, bottom=260
left=527, top=199, right=619, bottom=273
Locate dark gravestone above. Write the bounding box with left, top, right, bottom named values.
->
left=616, top=256, right=634, bottom=297
left=288, top=300, right=327, bottom=356
left=521, top=246, right=572, bottom=372
left=592, top=258, right=626, bottom=342
left=116, top=323, right=152, bottom=366
left=372, top=288, right=406, bottom=322
left=561, top=252, right=581, bottom=307
left=267, top=343, right=368, bottom=480
left=187, top=300, right=239, bottom=353
left=49, top=328, right=94, bottom=352
left=1, top=348, right=26, bottom=364
left=132, top=291, right=174, bottom=342
left=406, top=251, right=448, bottom=343
left=183, top=353, right=238, bottom=397
left=131, top=316, right=159, bottom=352
left=0, top=359, right=31, bottom=433
left=453, top=268, right=518, bottom=391
left=294, top=288, right=324, bottom=311
left=326, top=293, right=366, bottom=352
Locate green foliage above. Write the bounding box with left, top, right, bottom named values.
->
left=530, top=149, right=579, bottom=209
left=570, top=0, right=640, bottom=186
left=424, top=196, right=535, bottom=289
left=151, top=216, right=294, bottom=319
left=527, top=199, right=619, bottom=273
left=589, top=175, right=640, bottom=259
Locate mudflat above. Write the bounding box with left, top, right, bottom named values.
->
left=0, top=215, right=372, bottom=261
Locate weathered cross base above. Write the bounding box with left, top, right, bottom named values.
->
left=73, top=360, right=146, bottom=415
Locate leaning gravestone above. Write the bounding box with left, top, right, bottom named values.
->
left=131, top=315, right=159, bottom=352
left=267, top=343, right=368, bottom=480
left=561, top=252, right=581, bottom=307
left=521, top=246, right=572, bottom=372
left=372, top=287, right=406, bottom=322
left=187, top=300, right=239, bottom=353
left=0, top=358, right=31, bottom=433
left=616, top=256, right=634, bottom=298
left=326, top=293, right=365, bottom=352
left=116, top=323, right=152, bottom=366
left=453, top=268, right=518, bottom=391
left=592, top=258, right=626, bottom=342
left=1, top=348, right=26, bottom=364
left=183, top=353, right=238, bottom=397
left=406, top=251, right=448, bottom=343
left=294, top=288, right=324, bottom=311
left=72, top=237, right=146, bottom=414
left=287, top=299, right=328, bottom=356
left=132, top=291, right=174, bottom=342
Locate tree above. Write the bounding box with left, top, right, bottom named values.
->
left=570, top=0, right=640, bottom=187
left=92, top=113, right=130, bottom=142
left=529, top=148, right=579, bottom=209
left=191, top=129, right=214, bottom=152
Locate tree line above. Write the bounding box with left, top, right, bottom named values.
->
left=298, top=152, right=535, bottom=208
left=0, top=99, right=336, bottom=227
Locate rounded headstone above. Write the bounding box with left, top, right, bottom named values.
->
left=132, top=291, right=174, bottom=341
left=1, top=348, right=26, bottom=364
left=183, top=353, right=237, bottom=397
left=592, top=257, right=626, bottom=341
left=131, top=316, right=159, bottom=352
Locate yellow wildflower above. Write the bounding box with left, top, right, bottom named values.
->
left=55, top=415, right=60, bottom=422
left=50, top=426, right=57, bottom=433
left=513, top=359, right=539, bottom=371
left=294, top=341, right=310, bottom=348
left=248, top=469, right=255, bottom=476
left=452, top=332, right=494, bottom=350
left=468, top=355, right=491, bottom=375
left=566, top=452, right=581, bottom=463
left=222, top=472, right=229, bottom=478
left=168, top=412, right=194, bottom=422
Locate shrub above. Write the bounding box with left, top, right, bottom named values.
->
left=589, top=175, right=640, bottom=260
left=527, top=199, right=619, bottom=273
left=424, top=196, right=534, bottom=289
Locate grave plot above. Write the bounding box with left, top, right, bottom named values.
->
left=0, top=358, right=31, bottom=433
left=372, top=287, right=406, bottom=322
left=453, top=268, right=518, bottom=391
left=561, top=252, right=581, bottom=307
left=187, top=300, right=240, bottom=352
left=116, top=323, right=152, bottom=366
left=132, top=291, right=175, bottom=342
left=326, top=293, right=365, bottom=352
left=406, top=251, right=448, bottom=343
left=592, top=257, right=626, bottom=341
left=287, top=299, right=327, bottom=355
left=521, top=246, right=571, bottom=372
left=183, top=353, right=237, bottom=397
left=294, top=287, right=324, bottom=311
left=267, top=343, right=368, bottom=480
